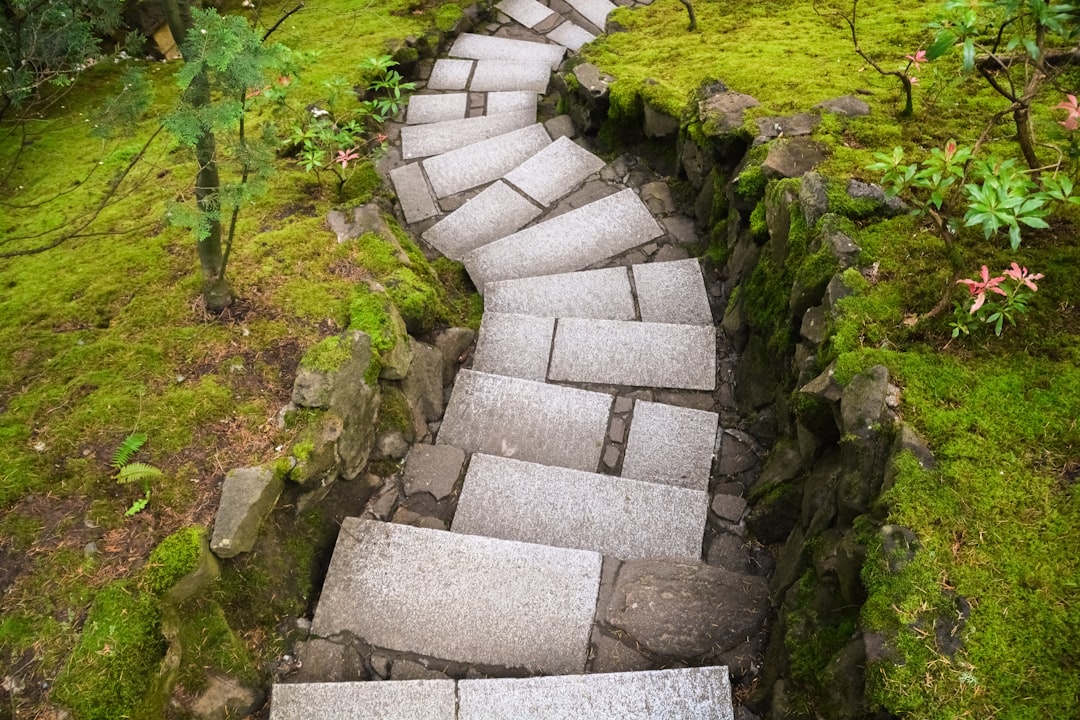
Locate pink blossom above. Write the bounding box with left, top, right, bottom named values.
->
left=905, top=50, right=927, bottom=67
left=957, top=265, right=1007, bottom=313
left=335, top=148, right=360, bottom=169
left=1057, top=94, right=1080, bottom=131
left=1002, top=262, right=1044, bottom=291
left=909, top=76, right=920, bottom=86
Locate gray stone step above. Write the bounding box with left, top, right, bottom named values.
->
left=463, top=188, right=663, bottom=291
left=496, top=0, right=555, bottom=27
left=423, top=181, right=542, bottom=260
left=487, top=90, right=538, bottom=114
left=406, top=93, right=468, bottom=124
left=450, top=33, right=566, bottom=71
left=622, top=400, right=719, bottom=491
left=547, top=21, right=597, bottom=51
left=471, top=59, right=552, bottom=93
left=428, top=58, right=474, bottom=91
left=458, top=667, right=735, bottom=719
left=424, top=124, right=552, bottom=198
left=438, top=369, right=612, bottom=472
left=484, top=266, right=636, bottom=320
left=453, top=454, right=707, bottom=559
left=270, top=680, right=456, bottom=720
left=401, top=109, right=536, bottom=160
left=472, top=312, right=554, bottom=382
left=549, top=318, right=717, bottom=390
left=311, top=518, right=601, bottom=674
left=504, top=135, right=605, bottom=207
left=564, top=0, right=617, bottom=30
left=633, top=258, right=714, bottom=326
left=389, top=162, right=439, bottom=224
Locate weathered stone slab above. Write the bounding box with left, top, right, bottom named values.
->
left=424, top=124, right=552, bottom=198
left=389, top=162, right=439, bottom=224
left=622, top=401, right=719, bottom=491
left=548, top=319, right=716, bottom=391
left=210, top=465, right=284, bottom=558
left=470, top=60, right=552, bottom=93
left=472, top=312, right=554, bottom=381
left=312, top=519, right=601, bottom=673
left=504, top=135, right=605, bottom=207
left=403, top=444, right=465, bottom=500
left=422, top=182, right=542, bottom=260
left=401, top=109, right=536, bottom=159
left=547, top=21, right=597, bottom=52
left=463, top=188, right=662, bottom=291
left=428, top=59, right=474, bottom=90
left=450, top=33, right=566, bottom=71
left=484, top=266, right=635, bottom=320
left=438, top=370, right=612, bottom=472
left=406, top=93, right=468, bottom=125
left=458, top=668, right=735, bottom=720
left=632, top=259, right=713, bottom=326
left=270, top=680, right=455, bottom=720
left=564, top=0, right=617, bottom=30
left=454, top=454, right=707, bottom=559
left=496, top=0, right=555, bottom=27
left=487, top=90, right=538, bottom=114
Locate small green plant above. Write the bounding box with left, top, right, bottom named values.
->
left=950, top=262, right=1044, bottom=337
left=112, top=432, right=163, bottom=516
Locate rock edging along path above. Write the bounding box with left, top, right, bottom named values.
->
left=271, top=2, right=769, bottom=717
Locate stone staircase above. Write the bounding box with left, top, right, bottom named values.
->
left=270, top=2, right=744, bottom=717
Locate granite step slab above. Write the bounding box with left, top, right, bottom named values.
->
left=422, top=181, right=542, bottom=260
left=458, top=667, right=735, bottom=720
left=406, top=92, right=469, bottom=124
left=270, top=680, right=455, bottom=720
left=453, top=453, right=707, bottom=560
left=564, top=0, right=617, bottom=30
left=438, top=369, right=612, bottom=472
left=633, top=258, right=714, bottom=326
left=428, top=58, right=475, bottom=90
left=424, top=124, right=552, bottom=198
left=547, top=21, right=597, bottom=51
left=462, top=188, right=663, bottom=291
left=389, top=162, right=439, bottom=224
left=622, top=400, right=719, bottom=491
left=496, top=0, right=556, bottom=27
left=450, top=33, right=566, bottom=71
left=401, top=108, right=536, bottom=159
left=472, top=312, right=555, bottom=382
left=487, top=90, right=539, bottom=114
left=548, top=318, right=716, bottom=390
left=484, top=266, right=636, bottom=320
left=470, top=59, right=552, bottom=93
left=504, top=135, right=605, bottom=207
left=311, top=518, right=601, bottom=674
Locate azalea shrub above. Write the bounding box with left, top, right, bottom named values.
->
left=950, top=263, right=1044, bottom=337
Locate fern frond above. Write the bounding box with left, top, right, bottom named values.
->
left=125, top=492, right=151, bottom=517
left=115, top=462, right=162, bottom=485
left=112, top=432, right=148, bottom=469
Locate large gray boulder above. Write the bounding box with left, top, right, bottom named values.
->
left=762, top=137, right=826, bottom=180
left=402, top=341, right=445, bottom=422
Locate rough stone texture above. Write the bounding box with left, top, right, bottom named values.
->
left=389, top=162, right=439, bottom=224
left=640, top=181, right=676, bottom=215
left=754, top=113, right=820, bottom=143
left=424, top=123, right=552, bottom=198
left=391, top=659, right=452, bottom=681
left=403, top=444, right=465, bottom=500
left=288, top=635, right=367, bottom=683
left=378, top=305, right=414, bottom=380
left=643, top=101, right=679, bottom=138
left=549, top=318, right=716, bottom=391
left=438, top=370, right=612, bottom=472
left=401, top=108, right=536, bottom=159
left=761, top=137, right=826, bottom=180
left=406, top=93, right=469, bottom=124
left=402, top=341, right=446, bottom=422
left=326, top=203, right=398, bottom=244
left=548, top=20, right=597, bottom=51
left=470, top=60, right=552, bottom=93
left=192, top=674, right=264, bottom=720
left=633, top=259, right=713, bottom=326
left=292, top=330, right=373, bottom=409
left=428, top=58, right=474, bottom=91
left=464, top=188, right=663, bottom=291
left=311, top=519, right=602, bottom=673
left=544, top=113, right=577, bottom=139
left=210, top=465, right=284, bottom=558
left=449, top=33, right=566, bottom=71
left=711, top=494, right=747, bottom=523
left=800, top=305, right=827, bottom=346
left=458, top=668, right=734, bottom=719
left=484, top=266, right=635, bottom=320
left=495, top=0, right=554, bottom=27
left=433, top=326, right=476, bottom=384
left=590, top=632, right=655, bottom=673
left=820, top=214, right=862, bottom=268
left=698, top=90, right=759, bottom=137
left=662, top=214, right=700, bottom=245
left=269, top=680, right=456, bottom=720
left=563, top=0, right=617, bottom=30
left=453, top=453, right=708, bottom=559
left=423, top=182, right=541, bottom=260
left=471, top=312, right=555, bottom=381
left=504, top=135, right=605, bottom=207
left=622, top=401, right=719, bottom=491
left=706, top=534, right=750, bottom=574
left=798, top=171, right=830, bottom=227
left=288, top=411, right=342, bottom=486
left=604, top=559, right=769, bottom=657
left=815, top=95, right=871, bottom=117
left=717, top=429, right=763, bottom=475
left=487, top=90, right=538, bottom=114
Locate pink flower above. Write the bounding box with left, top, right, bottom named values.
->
left=909, top=76, right=920, bottom=86
left=944, top=140, right=957, bottom=161
left=1057, top=94, right=1080, bottom=131
left=1002, top=262, right=1044, bottom=291
left=957, top=265, right=1007, bottom=313
left=335, top=148, right=360, bottom=169
left=905, top=50, right=927, bottom=67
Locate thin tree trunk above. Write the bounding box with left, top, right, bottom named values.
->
left=677, top=0, right=696, bottom=30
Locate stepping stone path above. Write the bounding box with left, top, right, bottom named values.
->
left=272, top=3, right=742, bottom=718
